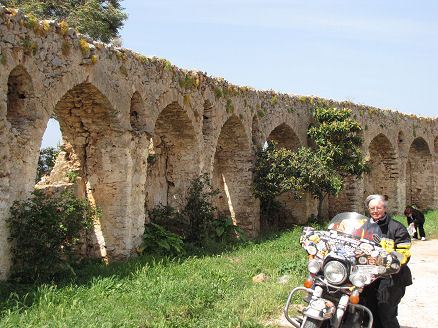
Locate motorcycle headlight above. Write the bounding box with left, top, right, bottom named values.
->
left=307, top=259, right=321, bottom=274
left=324, top=261, right=348, bottom=285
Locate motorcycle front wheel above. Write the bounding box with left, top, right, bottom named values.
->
left=301, top=317, right=323, bottom=328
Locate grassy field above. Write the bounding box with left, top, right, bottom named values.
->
left=0, top=230, right=308, bottom=328
left=1, top=211, right=436, bottom=328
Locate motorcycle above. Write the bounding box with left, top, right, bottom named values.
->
left=284, top=212, right=403, bottom=328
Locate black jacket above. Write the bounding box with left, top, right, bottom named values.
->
left=374, top=214, right=413, bottom=287
left=407, top=208, right=425, bottom=225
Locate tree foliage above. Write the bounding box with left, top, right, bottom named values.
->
left=36, top=146, right=60, bottom=183
left=0, top=0, right=128, bottom=43
left=253, top=102, right=369, bottom=220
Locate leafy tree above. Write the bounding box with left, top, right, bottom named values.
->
left=304, top=103, right=369, bottom=217
left=253, top=102, right=368, bottom=220
left=36, top=146, right=60, bottom=183
left=253, top=142, right=303, bottom=220
left=0, top=0, right=127, bottom=43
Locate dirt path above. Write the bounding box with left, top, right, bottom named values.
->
left=398, top=238, right=438, bottom=328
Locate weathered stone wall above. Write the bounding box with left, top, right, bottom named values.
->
left=1, top=7, right=437, bottom=279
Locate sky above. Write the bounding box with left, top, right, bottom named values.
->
left=41, top=0, right=438, bottom=148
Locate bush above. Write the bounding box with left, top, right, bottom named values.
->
left=145, top=174, right=245, bottom=252
left=7, top=190, right=99, bottom=283
left=211, top=216, right=246, bottom=243
left=149, top=204, right=187, bottom=237
left=182, top=174, right=219, bottom=245
left=137, top=223, right=184, bottom=256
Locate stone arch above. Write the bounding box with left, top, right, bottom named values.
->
left=267, top=123, right=301, bottom=151
left=54, top=82, right=139, bottom=259
left=7, top=65, right=42, bottom=196
left=145, top=101, right=201, bottom=213
left=212, top=115, right=258, bottom=235
left=363, top=133, right=399, bottom=212
left=7, top=65, right=37, bottom=129
left=406, top=137, right=433, bottom=210
left=265, top=123, right=304, bottom=228
left=130, top=91, right=146, bottom=131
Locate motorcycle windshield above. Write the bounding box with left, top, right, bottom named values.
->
left=327, top=212, right=383, bottom=244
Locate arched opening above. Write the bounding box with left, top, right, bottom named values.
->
left=212, top=115, right=258, bottom=236
left=406, top=137, right=433, bottom=210
left=265, top=123, right=304, bottom=228
left=268, top=123, right=301, bottom=151
left=130, top=91, right=146, bottom=131
left=7, top=65, right=36, bottom=129
left=54, top=82, right=138, bottom=259
left=7, top=65, right=41, bottom=195
left=36, top=118, right=63, bottom=184
left=363, top=134, right=399, bottom=213
left=145, top=102, right=200, bottom=213
left=3, top=65, right=41, bottom=279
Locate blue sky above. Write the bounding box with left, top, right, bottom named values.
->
left=42, top=0, right=438, bottom=148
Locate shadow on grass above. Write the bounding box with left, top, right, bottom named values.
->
left=0, top=233, right=279, bottom=316
left=0, top=222, right=330, bottom=318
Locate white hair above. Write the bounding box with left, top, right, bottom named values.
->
left=365, top=194, right=387, bottom=209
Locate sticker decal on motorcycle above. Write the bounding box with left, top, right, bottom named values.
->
left=358, top=256, right=368, bottom=265
left=306, top=245, right=317, bottom=255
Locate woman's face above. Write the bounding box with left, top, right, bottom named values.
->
left=369, top=199, right=386, bottom=221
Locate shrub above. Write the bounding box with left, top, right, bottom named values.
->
left=59, top=20, right=69, bottom=36
left=137, top=223, right=184, bottom=256
left=214, top=86, right=223, bottom=99
left=7, top=190, right=99, bottom=283
left=211, top=216, right=246, bottom=243
left=182, top=174, right=219, bottom=245
left=146, top=175, right=245, bottom=251
left=78, top=39, right=90, bottom=55
left=149, top=204, right=186, bottom=237
left=65, top=170, right=79, bottom=183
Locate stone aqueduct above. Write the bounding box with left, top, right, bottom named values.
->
left=1, top=7, right=437, bottom=279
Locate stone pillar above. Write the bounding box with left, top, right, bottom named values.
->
left=0, top=99, right=11, bottom=280
left=84, top=131, right=148, bottom=259
left=397, top=155, right=408, bottom=213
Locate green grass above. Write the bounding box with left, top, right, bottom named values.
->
left=0, top=230, right=307, bottom=328
left=1, top=211, right=436, bottom=328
